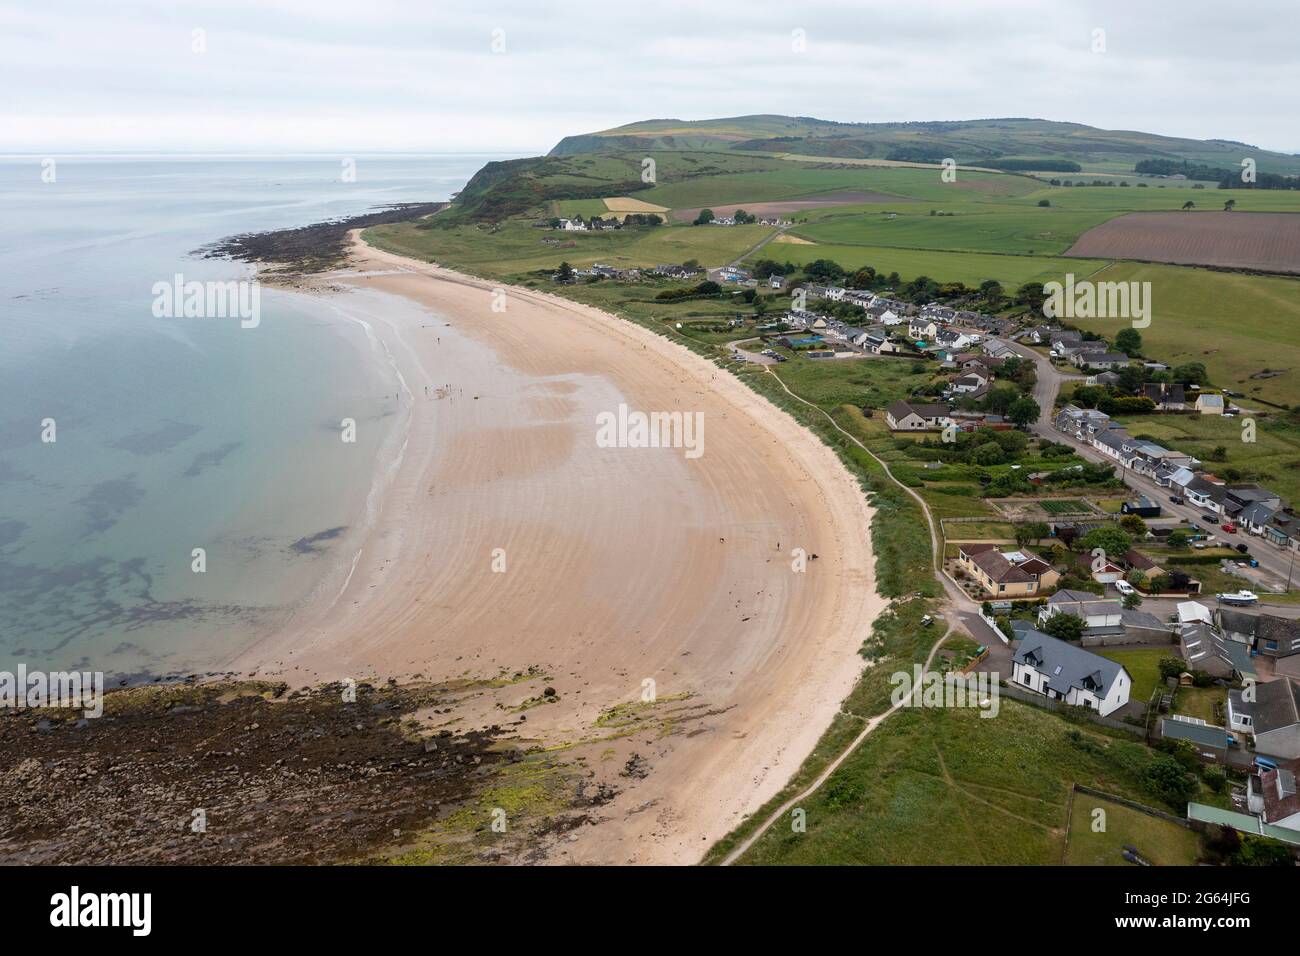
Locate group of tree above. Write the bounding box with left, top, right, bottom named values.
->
left=654, top=279, right=721, bottom=301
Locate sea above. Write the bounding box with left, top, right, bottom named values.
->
left=0, top=154, right=508, bottom=678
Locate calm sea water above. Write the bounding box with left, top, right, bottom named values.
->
left=0, top=154, right=506, bottom=678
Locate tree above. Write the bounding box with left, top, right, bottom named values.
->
left=1182, top=200, right=1195, bottom=210
left=1081, top=527, right=1133, bottom=560
left=1224, top=199, right=1236, bottom=211
left=972, top=441, right=1005, bottom=465
left=1122, top=591, right=1142, bottom=609
left=1167, top=530, right=1189, bottom=550
left=1015, top=281, right=1047, bottom=313
left=1056, top=525, right=1080, bottom=551
left=556, top=261, right=574, bottom=281
left=693, top=208, right=715, bottom=225
left=1042, top=612, right=1085, bottom=642
left=804, top=258, right=846, bottom=281
left=1119, top=514, right=1148, bottom=536
left=1008, top=397, right=1041, bottom=429
left=1015, top=521, right=1050, bottom=548
left=1232, top=835, right=1294, bottom=867
left=1144, top=754, right=1197, bottom=809
left=1037, top=199, right=1051, bottom=207
left=733, top=208, right=755, bottom=224
left=1114, top=328, right=1143, bottom=356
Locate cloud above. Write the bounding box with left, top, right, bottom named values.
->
left=4, top=0, right=1297, bottom=153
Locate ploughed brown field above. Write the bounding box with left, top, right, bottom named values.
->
left=1064, top=210, right=1300, bottom=274
left=669, top=189, right=906, bottom=222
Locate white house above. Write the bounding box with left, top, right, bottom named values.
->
left=1012, top=628, right=1132, bottom=716
left=1039, top=589, right=1123, bottom=630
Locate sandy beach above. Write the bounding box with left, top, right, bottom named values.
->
left=230, top=233, right=886, bottom=864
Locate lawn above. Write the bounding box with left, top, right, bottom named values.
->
left=1064, top=795, right=1202, bottom=866
left=1097, top=648, right=1170, bottom=705
left=732, top=699, right=1203, bottom=865
left=1173, top=685, right=1225, bottom=724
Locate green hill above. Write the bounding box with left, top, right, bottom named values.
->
left=550, top=115, right=1300, bottom=176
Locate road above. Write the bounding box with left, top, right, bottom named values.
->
left=997, top=337, right=1299, bottom=591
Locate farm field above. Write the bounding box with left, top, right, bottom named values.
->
left=1064, top=261, right=1300, bottom=406
left=733, top=699, right=1207, bottom=865
left=1065, top=210, right=1300, bottom=274
left=668, top=190, right=905, bottom=223
left=365, top=218, right=773, bottom=276
left=792, top=204, right=1115, bottom=256
left=1115, top=413, right=1300, bottom=507
left=755, top=241, right=1108, bottom=287
left=1064, top=794, right=1202, bottom=866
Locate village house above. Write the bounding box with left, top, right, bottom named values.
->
left=1179, top=621, right=1256, bottom=682
left=907, top=316, right=940, bottom=340
left=1012, top=628, right=1133, bottom=716
left=956, top=544, right=1060, bottom=596
left=884, top=400, right=954, bottom=432
left=1228, top=679, right=1300, bottom=760
left=1072, top=350, right=1130, bottom=371
left=1039, top=589, right=1123, bottom=633
left=1055, top=405, right=1111, bottom=441
left=947, top=371, right=989, bottom=396
left=1195, top=393, right=1225, bottom=415
left=1246, top=762, right=1300, bottom=831
left=1143, top=382, right=1187, bottom=411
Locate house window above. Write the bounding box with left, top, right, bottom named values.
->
left=1023, top=673, right=1032, bottom=686
left=1266, top=641, right=1278, bottom=650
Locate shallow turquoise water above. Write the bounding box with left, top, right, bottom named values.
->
left=0, top=154, right=501, bottom=677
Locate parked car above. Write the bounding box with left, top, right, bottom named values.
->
left=1169, top=495, right=1185, bottom=505
left=1201, top=516, right=1218, bottom=527
left=1221, top=523, right=1238, bottom=534
left=1235, top=543, right=1250, bottom=554
left=1114, top=580, right=1136, bottom=597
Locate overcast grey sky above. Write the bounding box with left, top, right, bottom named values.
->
left=4, top=0, right=1298, bottom=155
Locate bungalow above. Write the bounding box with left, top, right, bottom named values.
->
left=1092, top=429, right=1136, bottom=467
left=1049, top=330, right=1083, bottom=352
left=769, top=274, right=785, bottom=290
left=1072, top=350, right=1130, bottom=371
left=956, top=544, right=1061, bottom=596
left=949, top=372, right=989, bottom=395
left=1228, top=679, right=1300, bottom=760
left=1012, top=628, right=1132, bottom=716
left=884, top=400, right=954, bottom=432
left=982, top=340, right=1016, bottom=359
left=1143, top=382, right=1187, bottom=411
left=1196, top=393, right=1225, bottom=415
left=1039, top=589, right=1123, bottom=630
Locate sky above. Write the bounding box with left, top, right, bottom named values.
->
left=4, top=0, right=1298, bottom=155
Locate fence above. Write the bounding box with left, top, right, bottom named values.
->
left=979, top=611, right=1010, bottom=645
left=998, top=681, right=1144, bottom=736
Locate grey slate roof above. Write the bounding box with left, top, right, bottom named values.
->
left=1013, top=627, right=1127, bottom=699
left=1162, top=718, right=1232, bottom=749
